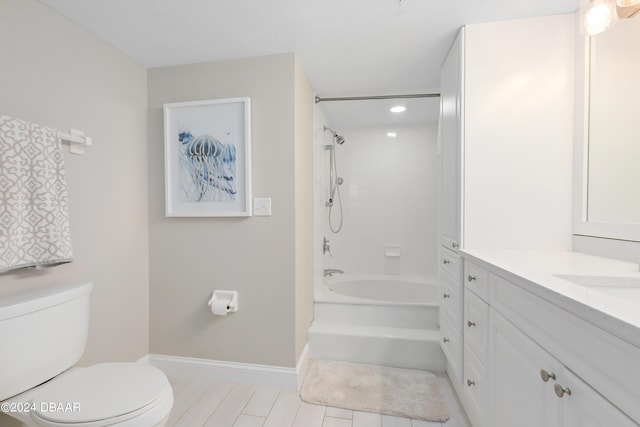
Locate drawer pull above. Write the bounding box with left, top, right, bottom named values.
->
left=443, top=259, right=450, bottom=265
left=443, top=293, right=451, bottom=299
left=466, top=379, right=475, bottom=387
left=452, top=242, right=459, bottom=249
left=442, top=337, right=450, bottom=343
left=540, top=369, right=556, bottom=383
left=467, top=320, right=476, bottom=327
left=468, top=275, right=477, bottom=282
left=554, top=384, right=571, bottom=398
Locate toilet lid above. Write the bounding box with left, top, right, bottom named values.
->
left=32, top=363, right=169, bottom=424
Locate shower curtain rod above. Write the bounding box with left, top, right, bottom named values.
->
left=314, top=93, right=440, bottom=103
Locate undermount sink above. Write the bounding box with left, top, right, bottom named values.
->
left=554, top=274, right=640, bottom=288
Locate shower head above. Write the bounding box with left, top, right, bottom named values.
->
left=324, top=126, right=346, bottom=145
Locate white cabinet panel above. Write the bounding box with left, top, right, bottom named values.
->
left=463, top=288, right=488, bottom=362
left=463, top=343, right=488, bottom=427
left=439, top=247, right=462, bottom=280
left=464, top=260, right=488, bottom=302
left=438, top=28, right=464, bottom=251
left=440, top=271, right=462, bottom=327
left=440, top=309, right=463, bottom=384
left=489, top=308, right=562, bottom=427
left=463, top=14, right=574, bottom=250
left=561, top=369, right=638, bottom=427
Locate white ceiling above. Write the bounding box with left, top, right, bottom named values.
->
left=38, top=0, right=578, bottom=128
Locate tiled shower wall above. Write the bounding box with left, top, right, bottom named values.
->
left=317, top=123, right=438, bottom=278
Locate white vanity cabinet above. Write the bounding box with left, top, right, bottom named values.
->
left=489, top=304, right=638, bottom=427
left=464, top=255, right=640, bottom=427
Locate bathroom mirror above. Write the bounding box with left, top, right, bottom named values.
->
left=574, top=17, right=640, bottom=242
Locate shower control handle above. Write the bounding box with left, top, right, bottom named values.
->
left=443, top=293, right=450, bottom=299
left=322, top=237, right=332, bottom=256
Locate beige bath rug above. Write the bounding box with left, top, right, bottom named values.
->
left=300, top=359, right=449, bottom=422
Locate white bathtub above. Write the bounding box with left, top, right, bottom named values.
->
left=326, top=275, right=438, bottom=304
left=309, top=273, right=445, bottom=371
left=317, top=273, right=438, bottom=306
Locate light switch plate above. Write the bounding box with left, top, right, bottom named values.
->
left=253, top=198, right=272, bottom=216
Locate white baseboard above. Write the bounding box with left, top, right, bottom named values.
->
left=148, top=354, right=299, bottom=390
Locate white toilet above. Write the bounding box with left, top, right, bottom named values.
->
left=0, top=281, right=173, bottom=426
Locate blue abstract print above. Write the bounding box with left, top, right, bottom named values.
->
left=178, top=130, right=237, bottom=202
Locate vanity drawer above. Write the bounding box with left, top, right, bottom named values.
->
left=440, top=271, right=463, bottom=326
left=440, top=247, right=462, bottom=281
left=465, top=260, right=489, bottom=301
left=464, top=342, right=488, bottom=427
left=440, top=310, right=463, bottom=384
left=464, top=288, right=489, bottom=363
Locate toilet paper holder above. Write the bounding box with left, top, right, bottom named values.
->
left=208, top=290, right=238, bottom=313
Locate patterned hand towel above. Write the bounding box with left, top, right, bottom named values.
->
left=0, top=115, right=73, bottom=273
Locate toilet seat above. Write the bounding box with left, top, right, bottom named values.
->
left=28, top=363, right=172, bottom=426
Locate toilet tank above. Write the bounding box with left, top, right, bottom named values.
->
left=0, top=281, right=93, bottom=401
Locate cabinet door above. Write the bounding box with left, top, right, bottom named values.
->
left=489, top=309, right=562, bottom=427
left=464, top=288, right=489, bottom=362
left=561, top=369, right=639, bottom=427
left=438, top=28, right=463, bottom=251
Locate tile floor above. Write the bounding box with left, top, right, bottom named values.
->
left=166, top=372, right=471, bottom=427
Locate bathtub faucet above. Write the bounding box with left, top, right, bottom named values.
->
left=324, top=269, right=344, bottom=277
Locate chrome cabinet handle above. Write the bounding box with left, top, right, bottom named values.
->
left=443, top=293, right=451, bottom=299
left=443, top=259, right=450, bottom=265
left=468, top=275, right=476, bottom=282
left=452, top=242, right=459, bottom=248
left=467, top=379, right=475, bottom=387
left=467, top=320, right=476, bottom=327
left=554, top=383, right=571, bottom=398
left=540, top=369, right=556, bottom=383
left=442, top=337, right=450, bottom=343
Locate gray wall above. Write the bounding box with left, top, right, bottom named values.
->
left=148, top=53, right=314, bottom=368
left=0, top=0, right=149, bottom=364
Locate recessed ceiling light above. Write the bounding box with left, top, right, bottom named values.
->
left=386, top=132, right=397, bottom=138
left=390, top=106, right=406, bottom=113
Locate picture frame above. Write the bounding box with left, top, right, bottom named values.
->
left=163, top=97, right=252, bottom=217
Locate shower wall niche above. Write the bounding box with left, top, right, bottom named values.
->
left=314, top=118, right=439, bottom=279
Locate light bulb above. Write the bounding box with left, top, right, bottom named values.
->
left=584, top=0, right=618, bottom=35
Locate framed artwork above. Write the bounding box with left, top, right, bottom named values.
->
left=163, top=97, right=252, bottom=217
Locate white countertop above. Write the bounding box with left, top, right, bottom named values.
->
left=460, top=249, right=640, bottom=348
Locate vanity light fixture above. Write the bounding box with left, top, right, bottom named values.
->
left=390, top=106, right=406, bottom=113
left=616, top=0, right=640, bottom=18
